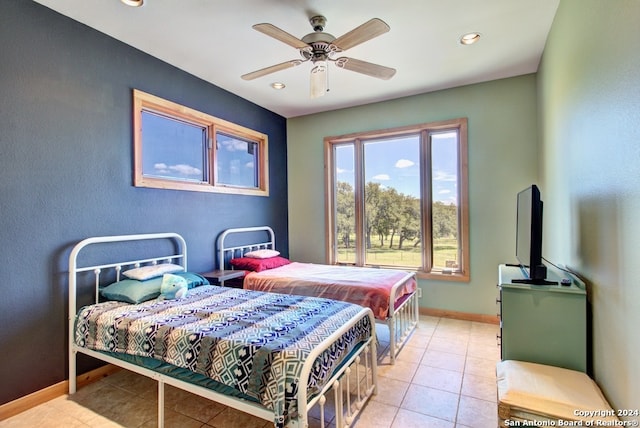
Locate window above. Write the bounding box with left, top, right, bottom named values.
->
left=133, top=90, right=269, bottom=196
left=324, top=118, right=469, bottom=281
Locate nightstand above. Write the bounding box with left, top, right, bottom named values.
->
left=200, top=269, right=245, bottom=287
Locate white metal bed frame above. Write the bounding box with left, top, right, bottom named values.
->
left=216, top=226, right=421, bottom=365
left=69, top=232, right=377, bottom=428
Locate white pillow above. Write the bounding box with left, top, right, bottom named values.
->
left=243, top=249, right=280, bottom=259
left=123, top=263, right=184, bottom=280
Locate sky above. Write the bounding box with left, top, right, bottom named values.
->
left=335, top=131, right=459, bottom=204
left=141, top=111, right=257, bottom=187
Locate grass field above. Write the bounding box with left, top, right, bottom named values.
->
left=337, top=237, right=458, bottom=268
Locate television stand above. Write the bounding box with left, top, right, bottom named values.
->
left=497, top=264, right=587, bottom=372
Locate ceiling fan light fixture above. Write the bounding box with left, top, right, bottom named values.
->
left=121, top=0, right=144, bottom=6
left=310, top=62, right=328, bottom=98
left=460, top=32, right=481, bottom=45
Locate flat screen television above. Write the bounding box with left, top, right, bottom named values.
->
left=513, top=184, right=556, bottom=285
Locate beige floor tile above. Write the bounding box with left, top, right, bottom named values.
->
left=169, top=390, right=227, bottom=423
left=470, top=321, right=499, bottom=335
left=354, top=401, right=398, bottom=428
left=455, top=395, right=498, bottom=428
left=377, top=359, right=418, bottom=383
left=395, top=344, right=426, bottom=364
left=412, top=365, right=463, bottom=393
left=401, top=384, right=459, bottom=422
left=0, top=402, right=90, bottom=428
left=139, top=408, right=204, bottom=428
left=421, top=349, right=466, bottom=372
left=391, top=408, right=454, bottom=428
left=464, top=356, right=498, bottom=379
left=427, top=337, right=468, bottom=355
left=207, top=407, right=271, bottom=428
left=467, top=341, right=501, bottom=361
left=461, top=373, right=498, bottom=402
left=371, top=378, right=410, bottom=407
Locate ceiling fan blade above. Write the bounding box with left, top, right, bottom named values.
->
left=241, top=60, right=303, bottom=80
left=331, top=18, right=390, bottom=51
left=334, top=57, right=396, bottom=80
left=252, top=23, right=310, bottom=50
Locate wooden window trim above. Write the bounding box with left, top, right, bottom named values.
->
left=324, top=118, right=469, bottom=281
left=133, top=89, right=269, bottom=196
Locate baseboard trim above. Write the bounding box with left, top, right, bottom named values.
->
left=0, top=365, right=120, bottom=421
left=420, top=307, right=499, bottom=324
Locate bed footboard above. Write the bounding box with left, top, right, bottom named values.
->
left=386, top=274, right=420, bottom=364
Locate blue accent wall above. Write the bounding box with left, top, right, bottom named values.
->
left=0, top=1, right=288, bottom=404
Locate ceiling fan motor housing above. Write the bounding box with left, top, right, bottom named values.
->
left=302, top=16, right=337, bottom=63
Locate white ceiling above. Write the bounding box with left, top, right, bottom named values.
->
left=33, top=0, right=559, bottom=118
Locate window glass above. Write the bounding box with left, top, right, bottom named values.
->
left=430, top=131, right=460, bottom=273
left=325, top=118, right=469, bottom=280
left=216, top=132, right=259, bottom=188
left=141, top=111, right=207, bottom=183
left=334, top=144, right=356, bottom=264
left=363, top=136, right=421, bottom=268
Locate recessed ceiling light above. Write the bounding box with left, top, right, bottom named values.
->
left=460, top=32, right=481, bottom=45
left=121, top=0, right=144, bottom=7
left=271, top=82, right=286, bottom=90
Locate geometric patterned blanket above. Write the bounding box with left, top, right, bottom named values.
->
left=75, top=286, right=372, bottom=427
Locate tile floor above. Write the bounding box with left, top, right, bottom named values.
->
left=0, top=316, right=500, bottom=428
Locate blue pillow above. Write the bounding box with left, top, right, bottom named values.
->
left=176, top=272, right=210, bottom=289
left=100, top=277, right=163, bottom=304
left=100, top=272, right=210, bottom=303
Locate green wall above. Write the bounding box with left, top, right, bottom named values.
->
left=538, top=0, right=640, bottom=414
left=287, top=75, right=539, bottom=316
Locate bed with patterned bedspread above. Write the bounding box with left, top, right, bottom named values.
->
left=69, top=233, right=377, bottom=428
left=217, top=226, right=420, bottom=364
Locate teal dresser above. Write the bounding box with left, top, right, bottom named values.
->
left=497, top=264, right=587, bottom=373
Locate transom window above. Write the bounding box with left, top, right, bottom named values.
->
left=324, top=118, right=469, bottom=281
left=133, top=90, right=269, bottom=196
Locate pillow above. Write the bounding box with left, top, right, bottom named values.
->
left=122, top=263, right=184, bottom=280
left=100, top=277, right=163, bottom=304
left=243, top=249, right=280, bottom=259
left=100, top=272, right=209, bottom=303
left=176, top=272, right=210, bottom=289
left=229, top=256, right=290, bottom=272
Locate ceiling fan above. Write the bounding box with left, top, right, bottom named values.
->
left=241, top=15, right=396, bottom=98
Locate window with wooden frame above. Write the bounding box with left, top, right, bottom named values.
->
left=325, top=118, right=469, bottom=281
left=133, top=90, right=269, bottom=196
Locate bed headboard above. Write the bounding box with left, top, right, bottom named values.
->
left=217, top=226, right=275, bottom=270
left=68, top=232, right=187, bottom=315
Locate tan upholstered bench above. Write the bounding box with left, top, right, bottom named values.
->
left=497, top=360, right=619, bottom=427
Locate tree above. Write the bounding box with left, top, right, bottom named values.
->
left=336, top=181, right=355, bottom=247
left=432, top=201, right=458, bottom=239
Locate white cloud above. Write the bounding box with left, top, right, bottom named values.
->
left=433, top=170, right=457, bottom=182
left=395, top=159, right=414, bottom=168
left=372, top=174, right=390, bottom=181
left=154, top=163, right=202, bottom=177
left=439, top=189, right=451, bottom=194
left=219, top=138, right=248, bottom=152
left=154, top=163, right=169, bottom=172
